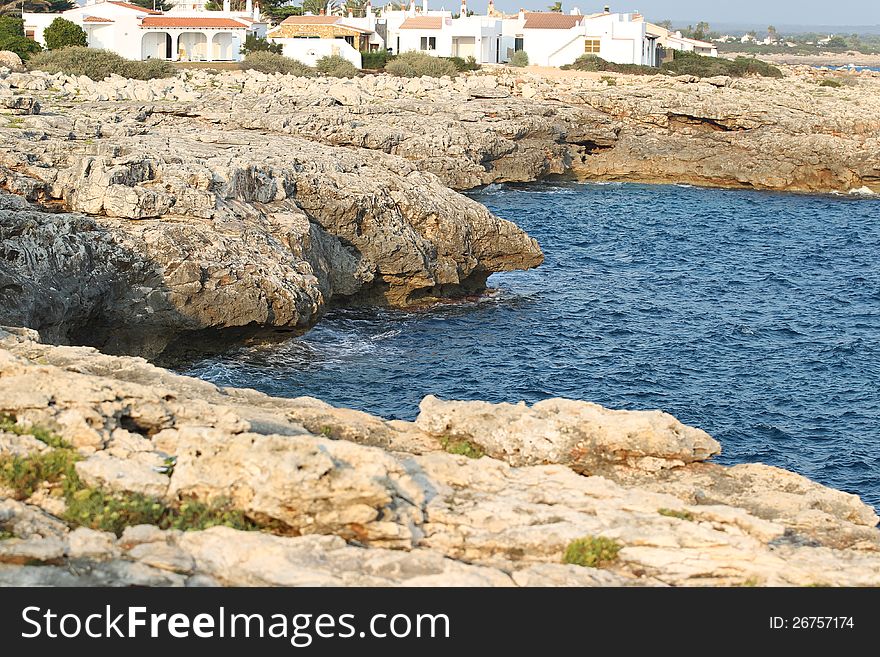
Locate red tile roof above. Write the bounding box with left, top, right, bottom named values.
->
left=399, top=16, right=443, bottom=30
left=523, top=12, right=583, bottom=29
left=140, top=17, right=249, bottom=28
left=109, top=1, right=162, bottom=14
left=83, top=16, right=114, bottom=23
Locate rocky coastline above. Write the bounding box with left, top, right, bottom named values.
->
left=2, top=64, right=879, bottom=356
left=1, top=63, right=879, bottom=586
left=1, top=326, right=879, bottom=586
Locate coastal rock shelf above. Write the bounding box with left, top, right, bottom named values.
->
left=1, top=65, right=878, bottom=355
left=1, top=327, right=878, bottom=587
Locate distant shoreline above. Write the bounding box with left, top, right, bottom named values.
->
left=722, top=51, right=880, bottom=66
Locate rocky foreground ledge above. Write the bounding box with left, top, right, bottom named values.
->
left=1, top=327, right=878, bottom=587
left=2, top=65, right=879, bottom=358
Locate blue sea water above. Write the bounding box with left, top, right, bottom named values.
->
left=184, top=183, right=880, bottom=508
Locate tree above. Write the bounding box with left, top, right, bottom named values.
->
left=128, top=0, right=173, bottom=10
left=241, top=33, right=282, bottom=54
left=301, top=0, right=326, bottom=15
left=826, top=35, right=848, bottom=49
left=44, top=17, right=87, bottom=50
left=767, top=25, right=777, bottom=38
left=0, top=15, right=42, bottom=60
left=548, top=2, right=562, bottom=12
left=345, top=0, right=367, bottom=16
left=9, top=0, right=78, bottom=11
left=658, top=19, right=672, bottom=30
left=692, top=21, right=710, bottom=40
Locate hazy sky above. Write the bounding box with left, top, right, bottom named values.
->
left=476, top=1, right=880, bottom=26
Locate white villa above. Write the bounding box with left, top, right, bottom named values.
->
left=23, top=0, right=267, bottom=62
left=22, top=2, right=718, bottom=70
left=502, top=9, right=659, bottom=67
left=267, top=15, right=384, bottom=69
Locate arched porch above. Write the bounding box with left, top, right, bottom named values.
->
left=141, top=32, right=173, bottom=61
left=178, top=32, right=208, bottom=61
left=140, top=29, right=245, bottom=62
left=211, top=33, right=235, bottom=61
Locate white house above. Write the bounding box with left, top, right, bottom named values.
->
left=640, top=21, right=719, bottom=59
left=378, top=0, right=501, bottom=63
left=501, top=10, right=657, bottom=68
left=394, top=14, right=502, bottom=62
left=663, top=30, right=718, bottom=57
left=266, top=15, right=384, bottom=69
left=23, top=0, right=265, bottom=62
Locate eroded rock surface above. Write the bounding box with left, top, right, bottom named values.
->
left=1, top=328, right=877, bottom=587
left=2, top=65, right=878, bottom=356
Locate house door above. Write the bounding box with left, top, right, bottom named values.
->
left=165, top=33, right=172, bottom=60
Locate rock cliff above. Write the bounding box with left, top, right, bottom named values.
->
left=2, top=65, right=878, bottom=356
left=1, top=328, right=878, bottom=587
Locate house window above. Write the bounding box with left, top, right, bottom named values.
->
left=420, top=36, right=436, bottom=51
left=584, top=39, right=601, bottom=54
left=514, top=37, right=524, bottom=51
left=343, top=35, right=355, bottom=46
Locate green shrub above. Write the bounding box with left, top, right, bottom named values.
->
left=600, top=74, right=617, bottom=85
left=564, top=54, right=655, bottom=75
left=316, top=53, right=358, bottom=78
left=44, top=18, right=87, bottom=51
left=819, top=78, right=843, bottom=88
left=0, top=16, right=42, bottom=60
left=565, top=51, right=782, bottom=79
left=27, top=47, right=175, bottom=80
left=446, top=55, right=480, bottom=71
left=361, top=50, right=389, bottom=70
left=241, top=34, right=282, bottom=55
left=662, top=51, right=782, bottom=78
left=562, top=536, right=622, bottom=568
left=440, top=436, right=484, bottom=459
left=240, top=51, right=314, bottom=76
left=509, top=50, right=529, bottom=67
left=385, top=51, right=459, bottom=78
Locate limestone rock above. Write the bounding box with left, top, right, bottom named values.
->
left=1, top=330, right=878, bottom=587
left=415, top=395, right=720, bottom=472
left=0, top=51, right=25, bottom=73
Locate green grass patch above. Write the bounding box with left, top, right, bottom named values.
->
left=0, top=414, right=70, bottom=449
left=658, top=508, right=694, bottom=521
left=562, top=536, right=622, bottom=568
left=0, top=530, right=15, bottom=540
left=0, top=448, right=81, bottom=499
left=819, top=79, right=843, bottom=88
left=440, top=436, right=484, bottom=459
left=65, top=489, right=259, bottom=536
left=0, top=439, right=287, bottom=537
